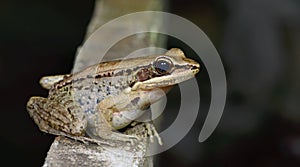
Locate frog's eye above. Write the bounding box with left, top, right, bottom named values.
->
left=154, top=57, right=173, bottom=74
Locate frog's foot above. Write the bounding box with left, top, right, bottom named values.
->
left=86, top=128, right=139, bottom=145
left=39, top=75, right=68, bottom=90
left=71, top=135, right=113, bottom=146
left=145, top=122, right=163, bottom=145
left=40, top=75, right=67, bottom=90
left=54, top=132, right=112, bottom=146
left=126, top=122, right=163, bottom=145
left=106, top=131, right=140, bottom=145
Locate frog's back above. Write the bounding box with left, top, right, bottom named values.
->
left=48, top=66, right=132, bottom=115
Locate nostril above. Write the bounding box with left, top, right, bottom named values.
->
left=191, top=65, right=199, bottom=70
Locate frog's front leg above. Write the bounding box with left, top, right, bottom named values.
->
left=85, top=107, right=139, bottom=143
left=94, top=90, right=163, bottom=145
left=125, top=121, right=163, bottom=145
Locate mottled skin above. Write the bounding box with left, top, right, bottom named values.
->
left=27, top=48, right=200, bottom=145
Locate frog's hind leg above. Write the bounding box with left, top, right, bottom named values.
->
left=39, top=74, right=69, bottom=90
left=27, top=96, right=88, bottom=141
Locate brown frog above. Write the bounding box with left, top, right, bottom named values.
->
left=26, top=48, right=200, bottom=145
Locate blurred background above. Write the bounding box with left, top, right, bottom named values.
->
left=1, top=0, right=300, bottom=166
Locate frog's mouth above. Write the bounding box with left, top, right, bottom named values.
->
left=131, top=64, right=199, bottom=91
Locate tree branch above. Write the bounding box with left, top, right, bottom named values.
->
left=42, top=0, right=166, bottom=166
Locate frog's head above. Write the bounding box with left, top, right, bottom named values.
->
left=130, top=48, right=200, bottom=91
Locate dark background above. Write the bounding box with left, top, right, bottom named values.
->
left=1, top=0, right=300, bottom=166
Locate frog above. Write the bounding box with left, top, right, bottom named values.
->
left=26, top=48, right=200, bottom=145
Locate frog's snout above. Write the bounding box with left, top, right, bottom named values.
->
left=190, top=60, right=200, bottom=75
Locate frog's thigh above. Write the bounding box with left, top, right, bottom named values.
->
left=27, top=96, right=86, bottom=136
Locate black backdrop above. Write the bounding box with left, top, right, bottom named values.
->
left=1, top=0, right=300, bottom=166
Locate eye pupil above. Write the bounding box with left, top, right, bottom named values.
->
left=154, top=58, right=173, bottom=74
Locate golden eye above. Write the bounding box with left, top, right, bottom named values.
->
left=154, top=57, right=173, bottom=74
